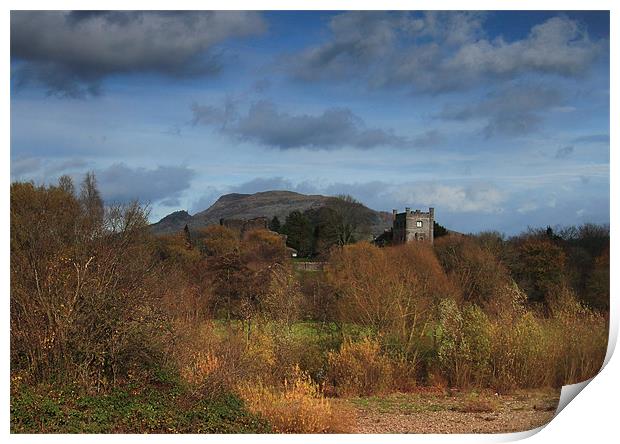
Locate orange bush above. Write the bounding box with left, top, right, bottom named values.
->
left=327, top=242, right=458, bottom=358
left=241, top=229, right=288, bottom=268
left=434, top=235, right=514, bottom=315
left=326, top=337, right=394, bottom=397
left=196, top=225, right=239, bottom=257
left=239, top=365, right=352, bottom=433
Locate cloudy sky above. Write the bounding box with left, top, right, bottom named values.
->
left=10, top=10, right=610, bottom=234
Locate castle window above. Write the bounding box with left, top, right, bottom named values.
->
left=416, top=221, right=423, bottom=228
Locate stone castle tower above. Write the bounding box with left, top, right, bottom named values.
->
left=391, top=207, right=434, bottom=245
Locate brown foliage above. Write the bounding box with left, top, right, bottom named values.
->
left=434, top=235, right=514, bottom=315
left=239, top=365, right=353, bottom=433
left=196, top=225, right=239, bottom=257
left=12, top=176, right=608, bottom=405
left=326, top=337, right=394, bottom=397
left=11, top=179, right=170, bottom=388
left=327, top=242, right=458, bottom=359
left=241, top=229, right=288, bottom=268
left=585, top=247, right=610, bottom=311
left=510, top=236, right=567, bottom=307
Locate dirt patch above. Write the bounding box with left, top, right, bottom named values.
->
left=340, top=389, right=560, bottom=434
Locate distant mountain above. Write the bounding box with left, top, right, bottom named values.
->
left=151, top=210, right=192, bottom=234
left=151, top=190, right=393, bottom=236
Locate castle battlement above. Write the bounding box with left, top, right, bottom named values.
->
left=391, top=207, right=434, bottom=244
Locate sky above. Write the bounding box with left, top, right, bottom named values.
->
left=9, top=10, right=610, bottom=235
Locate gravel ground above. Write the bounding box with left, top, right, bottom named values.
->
left=342, top=389, right=560, bottom=434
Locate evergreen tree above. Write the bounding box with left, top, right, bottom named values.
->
left=281, top=210, right=314, bottom=257
left=434, top=221, right=449, bottom=238
left=269, top=215, right=281, bottom=232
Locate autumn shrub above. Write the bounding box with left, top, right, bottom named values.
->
left=545, top=289, right=608, bottom=386
left=584, top=246, right=610, bottom=311
left=168, top=324, right=225, bottom=398
left=176, top=318, right=329, bottom=397
left=260, top=265, right=303, bottom=327
left=434, top=235, right=514, bottom=315
left=434, top=300, right=492, bottom=388
left=241, top=229, right=288, bottom=267
left=326, top=337, right=394, bottom=397
left=153, top=232, right=201, bottom=265
left=488, top=288, right=607, bottom=391
left=239, top=365, right=351, bottom=433
left=298, top=271, right=339, bottom=323
left=199, top=227, right=293, bottom=327
left=158, top=263, right=215, bottom=323
left=389, top=354, right=419, bottom=392
left=509, top=236, right=568, bottom=306
left=328, top=242, right=458, bottom=362
left=174, top=321, right=277, bottom=397
left=270, top=328, right=327, bottom=384
left=196, top=225, right=239, bottom=257
left=490, top=311, right=548, bottom=392
left=11, top=178, right=170, bottom=388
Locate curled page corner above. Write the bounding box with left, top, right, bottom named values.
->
left=501, top=378, right=596, bottom=441
left=556, top=378, right=593, bottom=415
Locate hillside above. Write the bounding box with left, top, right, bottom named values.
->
left=151, top=190, right=392, bottom=236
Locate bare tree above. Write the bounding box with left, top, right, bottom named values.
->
left=58, top=175, right=75, bottom=196
left=79, top=171, right=104, bottom=236
left=323, top=195, right=373, bottom=247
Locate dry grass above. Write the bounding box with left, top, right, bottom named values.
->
left=239, top=366, right=352, bottom=433
left=456, top=392, right=499, bottom=413
left=490, top=289, right=607, bottom=391
left=327, top=337, right=394, bottom=397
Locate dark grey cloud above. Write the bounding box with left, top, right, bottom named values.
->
left=192, top=100, right=409, bottom=150
left=236, top=101, right=407, bottom=149
left=96, top=163, right=195, bottom=204
left=191, top=99, right=238, bottom=129
left=440, top=85, right=564, bottom=137
left=288, top=12, right=603, bottom=93
left=288, top=11, right=401, bottom=81
left=11, top=11, right=266, bottom=97
left=555, top=145, right=575, bottom=159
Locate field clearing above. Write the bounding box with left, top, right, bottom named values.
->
left=11, top=381, right=560, bottom=434
left=340, top=389, right=560, bottom=433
